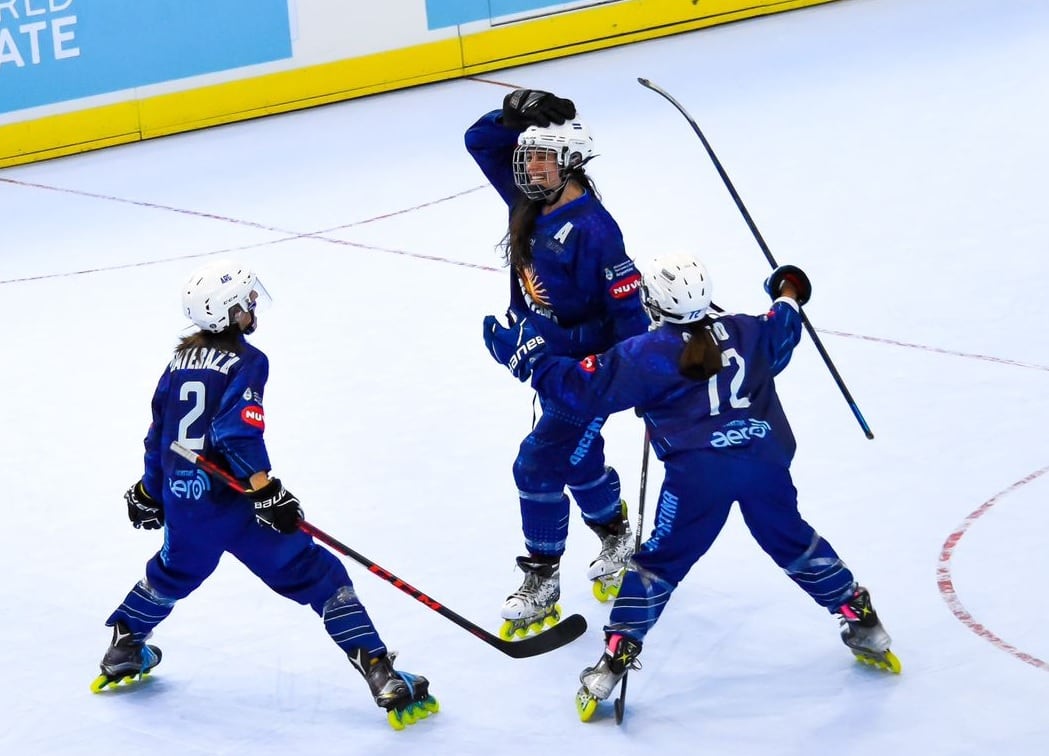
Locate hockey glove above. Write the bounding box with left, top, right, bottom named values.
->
left=249, top=478, right=304, bottom=535
left=501, top=89, right=576, bottom=130
left=483, top=315, right=547, bottom=382
left=764, top=264, right=812, bottom=306
left=125, top=480, right=164, bottom=530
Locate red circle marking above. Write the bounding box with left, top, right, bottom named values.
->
left=937, top=465, right=1049, bottom=670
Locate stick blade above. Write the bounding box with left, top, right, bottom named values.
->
left=492, top=613, right=588, bottom=658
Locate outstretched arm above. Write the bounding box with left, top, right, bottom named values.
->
left=464, top=110, right=520, bottom=207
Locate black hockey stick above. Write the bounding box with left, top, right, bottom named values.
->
left=638, top=77, right=874, bottom=440
left=169, top=441, right=587, bottom=659
left=613, top=430, right=651, bottom=724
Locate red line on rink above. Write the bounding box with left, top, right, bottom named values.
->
left=0, top=178, right=498, bottom=284
left=937, top=465, right=1049, bottom=671
left=821, top=330, right=1049, bottom=373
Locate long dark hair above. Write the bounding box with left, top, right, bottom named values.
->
left=176, top=327, right=244, bottom=355
left=678, top=315, right=723, bottom=381
left=502, top=170, right=599, bottom=270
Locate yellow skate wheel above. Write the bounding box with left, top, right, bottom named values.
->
left=90, top=670, right=150, bottom=693
left=592, top=579, right=620, bottom=602
left=576, top=688, right=599, bottom=722
left=387, top=696, right=440, bottom=730
left=878, top=649, right=902, bottom=674
left=501, top=605, right=562, bottom=640
left=853, top=649, right=902, bottom=674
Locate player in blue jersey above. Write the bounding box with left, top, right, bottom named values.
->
left=91, top=260, right=437, bottom=730
left=484, top=252, right=899, bottom=719
left=467, top=89, right=653, bottom=638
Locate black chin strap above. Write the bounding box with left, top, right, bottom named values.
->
left=543, top=180, right=569, bottom=205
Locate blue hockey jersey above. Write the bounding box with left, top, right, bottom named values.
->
left=530, top=301, right=803, bottom=467
left=465, top=110, right=650, bottom=357
left=141, top=338, right=271, bottom=505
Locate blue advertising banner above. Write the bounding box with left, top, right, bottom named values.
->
left=426, top=0, right=586, bottom=30
left=0, top=0, right=292, bottom=114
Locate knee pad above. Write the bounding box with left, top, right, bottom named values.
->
left=513, top=455, right=563, bottom=493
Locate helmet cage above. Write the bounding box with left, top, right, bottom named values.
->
left=512, top=119, right=594, bottom=202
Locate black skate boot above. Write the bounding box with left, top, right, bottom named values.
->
left=499, top=555, right=561, bottom=640
left=350, top=648, right=439, bottom=730
left=586, top=502, right=634, bottom=602
left=836, top=586, right=901, bottom=674
left=576, top=633, right=643, bottom=721
left=90, top=622, right=162, bottom=692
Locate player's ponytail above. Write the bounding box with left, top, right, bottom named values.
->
left=678, top=316, right=722, bottom=381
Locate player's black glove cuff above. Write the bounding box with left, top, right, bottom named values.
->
left=249, top=477, right=303, bottom=535
left=125, top=480, right=164, bottom=530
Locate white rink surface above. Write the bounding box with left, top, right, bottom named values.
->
left=2, top=1, right=1048, bottom=753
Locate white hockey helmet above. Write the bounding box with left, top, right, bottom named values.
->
left=512, top=119, right=595, bottom=201
left=181, top=260, right=269, bottom=333
left=640, top=252, right=713, bottom=325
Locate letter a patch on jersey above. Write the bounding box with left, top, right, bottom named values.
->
left=553, top=221, right=574, bottom=245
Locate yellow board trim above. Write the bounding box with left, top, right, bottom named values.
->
left=461, top=0, right=839, bottom=68
left=0, top=0, right=838, bottom=168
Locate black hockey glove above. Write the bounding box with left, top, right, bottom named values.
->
left=125, top=480, right=164, bottom=530
left=501, top=89, right=576, bottom=130
left=764, top=264, right=812, bottom=306
left=483, top=315, right=547, bottom=382
left=249, top=478, right=304, bottom=535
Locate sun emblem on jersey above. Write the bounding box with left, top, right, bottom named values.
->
left=518, top=265, right=551, bottom=309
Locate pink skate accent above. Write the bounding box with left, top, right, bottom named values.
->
left=838, top=604, right=860, bottom=622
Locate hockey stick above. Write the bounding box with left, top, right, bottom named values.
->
left=638, top=77, right=874, bottom=440
left=169, top=441, right=586, bottom=659
left=613, top=430, right=651, bottom=724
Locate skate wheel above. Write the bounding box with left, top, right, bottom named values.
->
left=576, top=687, right=599, bottom=722
left=90, top=671, right=150, bottom=693
left=387, top=696, right=440, bottom=730
left=501, top=605, right=562, bottom=640
left=852, top=648, right=902, bottom=674
left=592, top=579, right=620, bottom=602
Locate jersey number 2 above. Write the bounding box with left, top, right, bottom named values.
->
left=177, top=381, right=207, bottom=450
